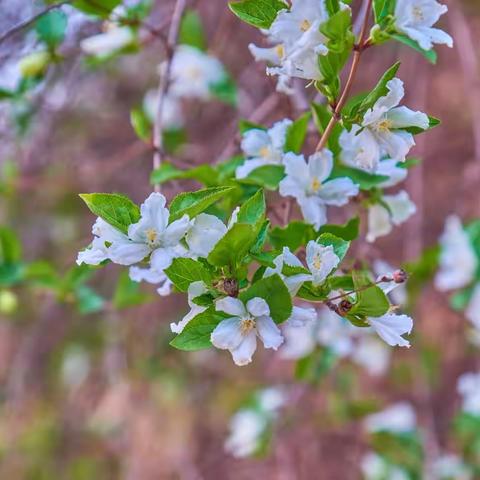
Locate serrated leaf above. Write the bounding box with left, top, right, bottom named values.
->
left=229, top=0, right=287, bottom=29
left=170, top=308, right=226, bottom=351
left=236, top=189, right=265, bottom=225
left=168, top=186, right=235, bottom=222
left=79, top=193, right=140, bottom=234
left=239, top=273, right=292, bottom=323
left=164, top=258, right=213, bottom=292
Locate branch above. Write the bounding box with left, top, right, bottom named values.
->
left=0, top=1, right=70, bottom=45
left=315, top=0, right=373, bottom=152
left=152, top=0, right=188, bottom=192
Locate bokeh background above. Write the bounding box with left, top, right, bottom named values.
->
left=0, top=0, right=479, bottom=478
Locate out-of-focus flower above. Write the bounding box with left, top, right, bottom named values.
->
left=81, top=26, right=134, bottom=57
left=236, top=119, right=292, bottom=179
left=143, top=90, right=184, bottom=130
left=212, top=297, right=284, bottom=366
left=432, top=454, right=472, bottom=480
left=435, top=215, right=477, bottom=291
left=351, top=336, right=391, bottom=376
left=466, top=283, right=480, bottom=330
left=366, top=191, right=416, bottom=243
left=361, top=452, right=410, bottom=480
left=457, top=372, right=480, bottom=416
left=167, top=45, right=226, bottom=100
left=61, top=345, right=90, bottom=390
left=279, top=150, right=359, bottom=229
left=364, top=402, right=417, bottom=433
left=394, top=0, right=453, bottom=51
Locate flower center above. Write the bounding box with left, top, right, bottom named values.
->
left=310, top=177, right=322, bottom=193
left=145, top=228, right=159, bottom=247
left=411, top=6, right=424, bottom=21
left=259, top=146, right=271, bottom=158
left=374, top=118, right=393, bottom=132
left=300, top=19, right=311, bottom=32
left=275, top=44, right=285, bottom=59
left=312, top=253, right=322, bottom=271
left=186, top=66, right=202, bottom=80
left=240, top=317, right=256, bottom=335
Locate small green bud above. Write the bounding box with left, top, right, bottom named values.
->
left=18, top=51, right=50, bottom=78
left=0, top=290, right=18, bottom=314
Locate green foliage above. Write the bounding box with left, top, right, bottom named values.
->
left=130, top=107, right=151, bottom=141
left=113, top=270, right=151, bottom=309
left=284, top=112, right=311, bottom=153
left=240, top=165, right=285, bottom=190
left=229, top=0, right=287, bottom=29
left=170, top=308, right=227, bottom=350
left=295, top=347, right=338, bottom=384
left=210, top=74, right=238, bottom=106
left=168, top=186, right=235, bottom=222
left=319, top=217, right=359, bottom=241
left=179, top=10, right=207, bottom=51
left=331, top=165, right=389, bottom=190
left=79, top=193, right=140, bottom=234
left=151, top=163, right=219, bottom=187
left=269, top=221, right=316, bottom=252
left=0, top=227, right=23, bottom=286
left=73, top=0, right=122, bottom=18
left=164, top=258, right=213, bottom=292
left=35, top=10, right=67, bottom=48
left=239, top=274, right=292, bottom=323
left=392, top=34, right=437, bottom=64
left=317, top=233, right=350, bottom=261
left=236, top=189, right=266, bottom=225
left=373, top=0, right=396, bottom=24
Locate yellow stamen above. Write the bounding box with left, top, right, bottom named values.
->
left=313, top=254, right=322, bottom=270
left=412, top=6, right=424, bottom=21
left=145, top=228, right=158, bottom=245
left=311, top=177, right=322, bottom=192
left=240, top=318, right=255, bottom=334
left=375, top=119, right=393, bottom=132
left=275, top=44, right=285, bottom=59
left=300, top=19, right=311, bottom=32
left=259, top=146, right=270, bottom=158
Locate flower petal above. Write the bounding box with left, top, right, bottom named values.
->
left=230, top=331, right=257, bottom=366
left=256, top=316, right=284, bottom=350
left=211, top=317, right=244, bottom=350
left=186, top=213, right=227, bottom=257
left=368, top=313, right=413, bottom=347
left=216, top=296, right=247, bottom=317
left=246, top=297, right=270, bottom=318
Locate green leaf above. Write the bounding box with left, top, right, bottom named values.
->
left=450, top=287, right=473, bottom=312
left=179, top=10, right=206, bottom=51
left=403, top=115, right=440, bottom=135
left=168, top=186, right=235, bottom=222
left=229, top=0, right=287, bottom=29
left=79, top=193, right=140, bottom=234
left=355, top=62, right=401, bottom=117
left=0, top=227, right=21, bottom=264
left=210, top=74, right=237, bottom=106
left=35, top=10, right=67, bottom=47
left=170, top=308, right=227, bottom=351
left=164, top=258, right=213, bottom=292
left=239, top=120, right=265, bottom=134
left=236, top=188, right=266, bottom=225
left=269, top=221, right=316, bottom=251
left=207, top=223, right=258, bottom=268
left=113, top=270, right=151, bottom=309
left=75, top=285, right=104, bottom=314
left=250, top=220, right=270, bottom=254
left=217, top=155, right=245, bottom=181
left=130, top=107, right=151, bottom=141
left=392, top=33, right=437, bottom=64
left=373, top=0, right=396, bottom=23
left=239, top=274, right=292, bottom=323
left=73, top=0, right=122, bottom=18
left=318, top=217, right=359, bottom=241
left=150, top=163, right=219, bottom=187
left=330, top=165, right=388, bottom=190
left=240, top=165, right=285, bottom=190
left=284, top=112, right=311, bottom=153
left=163, top=128, right=187, bottom=154
left=316, top=233, right=350, bottom=261
left=348, top=271, right=390, bottom=319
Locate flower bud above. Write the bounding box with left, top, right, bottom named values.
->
left=392, top=269, right=408, bottom=284
left=223, top=278, right=239, bottom=297
left=19, top=51, right=50, bottom=78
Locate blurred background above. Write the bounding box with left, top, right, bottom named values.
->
left=0, top=0, right=479, bottom=478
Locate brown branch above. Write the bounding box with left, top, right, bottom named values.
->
left=0, top=1, right=70, bottom=45
left=152, top=0, right=188, bottom=192
left=315, top=0, right=373, bottom=152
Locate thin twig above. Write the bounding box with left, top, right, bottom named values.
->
left=0, top=1, right=70, bottom=45
left=315, top=0, right=373, bottom=152
left=152, top=0, right=187, bottom=192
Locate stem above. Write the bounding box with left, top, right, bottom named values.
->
left=0, top=1, right=70, bottom=45
left=152, top=0, right=187, bottom=192
left=315, top=0, right=373, bottom=152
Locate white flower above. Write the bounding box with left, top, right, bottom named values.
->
left=339, top=126, right=408, bottom=185
left=466, top=283, right=480, bottom=330
left=61, top=346, right=90, bottom=390
left=129, top=265, right=173, bottom=296
left=264, top=247, right=311, bottom=296
left=347, top=78, right=429, bottom=170
left=77, top=218, right=130, bottom=266
left=433, top=454, right=472, bottom=480
left=306, top=240, right=340, bottom=286
left=365, top=402, right=417, bottom=433
left=80, top=26, right=134, bottom=57
left=361, top=452, right=410, bottom=480
left=167, top=45, right=226, bottom=100
left=395, top=0, right=453, bottom=51
left=351, top=335, right=391, bottom=376
left=235, top=119, right=292, bottom=179
left=435, top=215, right=478, bottom=291
left=368, top=313, right=413, bottom=347
left=109, top=192, right=191, bottom=269
left=186, top=208, right=238, bottom=258
left=279, top=318, right=317, bottom=359
left=212, top=296, right=284, bottom=366
left=279, top=150, right=359, bottom=229
left=286, top=305, right=317, bottom=327
left=170, top=281, right=208, bottom=334
left=316, top=307, right=356, bottom=357
left=457, top=372, right=480, bottom=416
left=265, top=0, right=329, bottom=82
left=257, top=386, right=287, bottom=413
left=143, top=90, right=184, bottom=130
left=224, top=409, right=267, bottom=458
left=366, top=190, right=416, bottom=243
